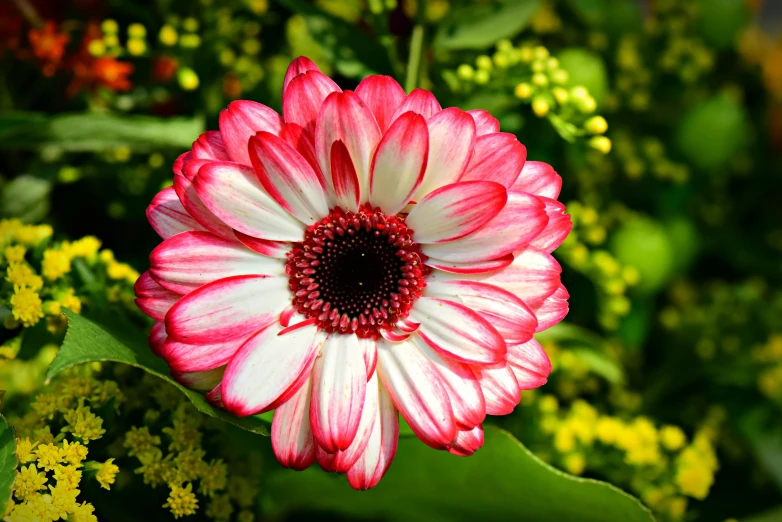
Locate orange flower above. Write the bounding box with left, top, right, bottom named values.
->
left=152, top=55, right=179, bottom=83
left=28, top=20, right=69, bottom=76
left=66, top=22, right=133, bottom=96
left=93, top=57, right=134, bottom=91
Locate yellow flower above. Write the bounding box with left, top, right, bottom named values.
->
left=4, top=245, right=26, bottom=263
left=4, top=501, right=40, bottom=522
left=60, top=440, right=89, bottom=467
left=13, top=224, right=52, bottom=245
left=16, top=437, right=38, bottom=464
left=564, top=453, right=586, bottom=475
left=95, top=458, right=119, bottom=490
left=164, top=483, right=199, bottom=518
left=173, top=447, right=207, bottom=482
left=58, top=289, right=82, bottom=314
left=595, top=417, right=623, bottom=445
left=62, top=406, right=105, bottom=443
left=52, top=464, right=82, bottom=490
left=6, top=263, right=43, bottom=291
left=199, top=459, right=227, bottom=496
left=69, top=502, right=98, bottom=522
left=48, top=482, right=80, bottom=518
left=660, top=426, right=687, bottom=451
left=124, top=426, right=161, bottom=456
left=13, top=464, right=48, bottom=501
left=34, top=443, right=62, bottom=471
left=63, top=236, right=101, bottom=259
left=10, top=286, right=44, bottom=327
left=41, top=249, right=71, bottom=281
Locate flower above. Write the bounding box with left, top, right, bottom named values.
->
left=28, top=21, right=70, bottom=77
left=137, top=56, right=571, bottom=489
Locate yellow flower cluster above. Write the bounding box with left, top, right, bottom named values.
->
left=4, top=369, right=125, bottom=522
left=754, top=335, right=782, bottom=401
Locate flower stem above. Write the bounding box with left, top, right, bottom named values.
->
left=405, top=24, right=425, bottom=93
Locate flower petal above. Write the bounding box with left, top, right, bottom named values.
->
left=390, top=88, right=442, bottom=121
left=194, top=161, right=305, bottom=241
left=466, top=110, right=500, bottom=136
left=448, top=425, right=484, bottom=456
left=134, top=271, right=180, bottom=321
left=377, top=338, right=456, bottom=449
left=272, top=373, right=317, bottom=471
left=510, top=160, right=562, bottom=199
left=330, top=140, right=360, bottom=211
left=369, top=112, right=429, bottom=215
left=359, top=337, right=378, bottom=379
left=222, top=322, right=321, bottom=416
left=534, top=284, right=569, bottom=331
left=421, top=191, right=547, bottom=263
left=406, top=181, right=507, bottom=244
left=315, top=91, right=381, bottom=203
left=283, top=70, right=341, bottom=131
left=347, top=382, right=398, bottom=490
left=249, top=131, right=329, bottom=224
left=409, top=335, right=485, bottom=430
left=507, top=338, right=551, bottom=390
left=166, top=275, right=288, bottom=344
left=415, top=108, right=476, bottom=198
left=473, top=363, right=521, bottom=415
left=173, top=172, right=236, bottom=241
left=310, top=334, right=367, bottom=453
left=409, top=297, right=506, bottom=365
left=149, top=231, right=284, bottom=294
left=354, top=75, right=406, bottom=132
left=279, top=122, right=322, bottom=178
left=191, top=130, right=230, bottom=161
left=149, top=321, right=167, bottom=357
left=219, top=101, right=284, bottom=165
left=147, top=186, right=204, bottom=239
left=317, top=370, right=379, bottom=473
left=460, top=133, right=527, bottom=188
left=426, top=254, right=514, bottom=275
left=283, top=56, right=320, bottom=96
left=425, top=279, right=537, bottom=346
left=162, top=333, right=249, bottom=373
left=531, top=197, right=572, bottom=253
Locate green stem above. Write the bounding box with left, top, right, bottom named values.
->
left=405, top=24, right=425, bottom=93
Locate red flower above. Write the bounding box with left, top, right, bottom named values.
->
left=66, top=22, right=133, bottom=96
left=152, top=55, right=179, bottom=83
left=28, top=20, right=69, bottom=76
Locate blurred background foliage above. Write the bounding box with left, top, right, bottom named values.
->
left=1, top=0, right=782, bottom=521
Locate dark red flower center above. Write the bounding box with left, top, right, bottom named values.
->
left=286, top=204, right=428, bottom=339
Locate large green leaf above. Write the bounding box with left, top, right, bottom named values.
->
left=0, top=112, right=204, bottom=151
left=0, top=412, right=16, bottom=507
left=265, top=426, right=654, bottom=522
left=434, top=0, right=542, bottom=50
left=46, top=311, right=269, bottom=435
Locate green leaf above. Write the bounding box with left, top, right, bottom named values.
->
left=0, top=413, right=17, bottom=507
left=46, top=311, right=269, bottom=435
left=0, top=112, right=205, bottom=152
left=0, top=175, right=52, bottom=222
left=265, top=426, right=654, bottom=522
left=434, top=0, right=542, bottom=50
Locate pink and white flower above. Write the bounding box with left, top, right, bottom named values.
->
left=135, top=57, right=571, bottom=490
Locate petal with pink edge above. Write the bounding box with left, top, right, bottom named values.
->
left=149, top=231, right=284, bottom=294
left=422, top=191, right=547, bottom=263
left=474, top=363, right=521, bottom=415
left=414, top=108, right=476, bottom=198
left=222, top=322, right=321, bottom=416
left=354, top=75, right=406, bottom=132
left=149, top=321, right=167, bottom=357
left=279, top=122, right=322, bottom=178
left=466, top=110, right=500, bottom=136
left=283, top=71, right=341, bottom=131
left=134, top=271, right=180, bottom=321
left=272, top=374, right=317, bottom=471
left=409, top=335, right=486, bottom=430
left=448, top=425, right=485, bottom=456
left=510, top=160, right=562, bottom=199
left=194, top=161, right=305, bottom=241
left=534, top=284, right=569, bottom=331
left=531, top=197, right=572, bottom=253
left=390, top=89, right=442, bottom=121
left=166, top=275, right=288, bottom=344
left=426, top=254, right=514, bottom=275
left=219, top=101, right=284, bottom=165
left=315, top=91, right=381, bottom=202
left=369, top=112, right=428, bottom=215
left=233, top=231, right=289, bottom=259
left=330, top=140, right=360, bottom=211
left=282, top=56, right=320, bottom=96
left=406, top=181, right=507, bottom=244
left=409, top=297, right=506, bottom=365
left=310, top=334, right=367, bottom=453
left=359, top=337, right=378, bottom=379
left=347, top=382, right=398, bottom=490
left=250, top=132, right=329, bottom=224
left=424, top=279, right=537, bottom=346
left=173, top=173, right=236, bottom=241
left=460, top=133, right=527, bottom=188
left=507, top=338, right=551, bottom=390
left=146, top=186, right=204, bottom=239
left=191, top=130, right=230, bottom=161
left=162, top=334, right=248, bottom=373
left=376, top=337, right=456, bottom=449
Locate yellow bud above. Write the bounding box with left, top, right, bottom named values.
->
left=127, top=38, right=147, bottom=56
left=552, top=87, right=569, bottom=105
left=101, top=19, right=119, bottom=34
left=532, top=97, right=550, bottom=117
left=533, top=45, right=549, bottom=60
left=128, top=23, right=147, bottom=38
left=496, top=39, right=513, bottom=52
left=475, top=55, right=493, bottom=71
left=493, top=52, right=510, bottom=69
left=570, top=86, right=589, bottom=102
left=456, top=64, right=475, bottom=81
left=578, top=95, right=597, bottom=114
left=518, top=46, right=534, bottom=63
left=546, top=57, right=559, bottom=70
left=514, top=83, right=532, bottom=99
left=182, top=17, right=200, bottom=32
left=551, top=69, right=569, bottom=84
left=178, top=68, right=200, bottom=91
left=159, top=25, right=179, bottom=46
left=532, top=72, right=549, bottom=87
left=103, top=34, right=119, bottom=48
left=88, top=39, right=106, bottom=57
left=180, top=34, right=201, bottom=48
left=589, top=136, right=612, bottom=154
left=585, top=115, right=608, bottom=134
left=474, top=69, right=490, bottom=85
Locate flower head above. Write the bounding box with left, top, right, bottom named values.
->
left=138, top=57, right=572, bottom=489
